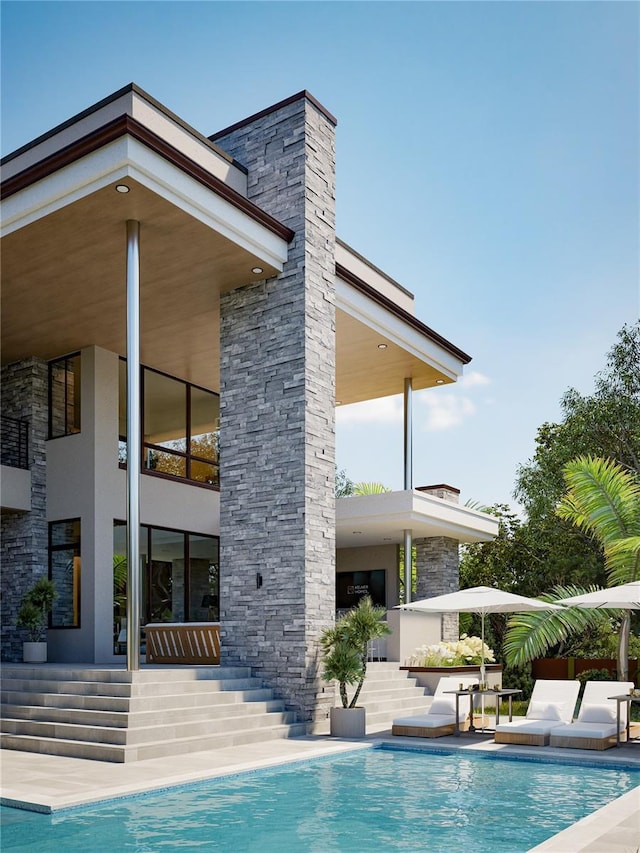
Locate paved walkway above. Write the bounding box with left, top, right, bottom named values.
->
left=2, top=731, right=639, bottom=851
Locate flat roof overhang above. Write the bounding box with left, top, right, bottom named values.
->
left=335, top=255, right=471, bottom=406
left=1, top=95, right=292, bottom=391
left=1, top=84, right=472, bottom=405
left=336, top=490, right=499, bottom=548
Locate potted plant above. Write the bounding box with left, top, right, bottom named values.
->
left=320, top=595, right=391, bottom=737
left=16, top=577, right=56, bottom=663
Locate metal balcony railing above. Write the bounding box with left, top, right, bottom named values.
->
left=1, top=416, right=29, bottom=469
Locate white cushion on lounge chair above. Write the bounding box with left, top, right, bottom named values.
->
left=578, top=703, right=617, bottom=724
left=548, top=680, right=634, bottom=746
left=526, top=701, right=565, bottom=721
left=494, top=680, right=580, bottom=743
left=392, top=674, right=477, bottom=730
left=550, top=721, right=618, bottom=740
left=393, top=714, right=457, bottom=729
left=495, top=718, right=566, bottom=737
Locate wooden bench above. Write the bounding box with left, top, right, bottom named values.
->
left=145, top=622, right=220, bottom=665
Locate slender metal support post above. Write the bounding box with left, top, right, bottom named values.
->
left=403, top=378, right=413, bottom=603
left=126, top=220, right=141, bottom=671
left=404, top=528, right=412, bottom=605
left=403, top=378, right=413, bottom=491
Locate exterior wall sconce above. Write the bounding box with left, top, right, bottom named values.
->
left=256, top=572, right=263, bottom=589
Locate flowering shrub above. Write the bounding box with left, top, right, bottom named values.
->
left=407, top=634, right=495, bottom=667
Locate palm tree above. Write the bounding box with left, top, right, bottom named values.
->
left=504, top=456, right=640, bottom=680
left=320, top=596, right=391, bottom=708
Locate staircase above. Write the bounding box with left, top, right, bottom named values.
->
left=0, top=664, right=307, bottom=763
left=312, top=662, right=433, bottom=734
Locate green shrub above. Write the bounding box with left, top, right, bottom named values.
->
left=501, top=664, right=534, bottom=701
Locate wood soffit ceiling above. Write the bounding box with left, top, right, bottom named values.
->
left=2, top=182, right=460, bottom=402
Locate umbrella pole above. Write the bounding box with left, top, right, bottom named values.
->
left=480, top=612, right=486, bottom=684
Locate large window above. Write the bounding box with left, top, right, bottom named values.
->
left=49, top=353, right=81, bottom=438
left=119, top=361, right=219, bottom=486
left=49, top=519, right=81, bottom=627
left=113, top=521, right=219, bottom=654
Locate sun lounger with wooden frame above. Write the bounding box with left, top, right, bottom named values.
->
left=493, top=679, right=580, bottom=746
left=392, top=675, right=478, bottom=738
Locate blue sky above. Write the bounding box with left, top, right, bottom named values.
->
left=2, top=1, right=638, bottom=511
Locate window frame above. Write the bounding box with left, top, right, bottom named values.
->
left=48, top=352, right=82, bottom=439
left=49, top=518, right=81, bottom=629
left=119, top=359, right=220, bottom=489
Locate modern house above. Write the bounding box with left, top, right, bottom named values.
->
left=1, top=84, right=498, bottom=729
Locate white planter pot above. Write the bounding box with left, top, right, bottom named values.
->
left=23, top=642, right=47, bottom=663
left=330, top=706, right=366, bottom=738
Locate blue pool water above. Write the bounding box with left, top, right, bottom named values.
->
left=2, top=746, right=639, bottom=852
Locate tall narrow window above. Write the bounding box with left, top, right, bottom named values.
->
left=49, top=354, right=81, bottom=438
left=49, top=519, right=81, bottom=627
left=190, top=386, right=220, bottom=484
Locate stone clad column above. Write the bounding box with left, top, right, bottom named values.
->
left=414, top=485, right=461, bottom=641
left=0, top=358, right=48, bottom=661
left=214, top=93, right=336, bottom=724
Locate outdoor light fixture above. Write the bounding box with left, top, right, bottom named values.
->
left=256, top=572, right=263, bottom=589
left=251, top=267, right=263, bottom=275
left=115, top=184, right=130, bottom=193
left=436, top=379, right=445, bottom=384
left=377, top=343, right=388, bottom=350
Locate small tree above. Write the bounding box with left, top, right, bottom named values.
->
left=17, top=578, right=57, bottom=642
left=320, top=596, right=391, bottom=708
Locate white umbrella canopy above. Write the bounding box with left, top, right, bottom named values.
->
left=556, top=581, right=640, bottom=610
left=397, top=585, right=563, bottom=679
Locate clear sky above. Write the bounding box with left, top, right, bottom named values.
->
left=2, top=1, right=638, bottom=511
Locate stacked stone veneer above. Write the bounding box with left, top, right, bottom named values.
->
left=214, top=94, right=336, bottom=724
left=415, top=485, right=461, bottom=641
left=1, top=358, right=48, bottom=661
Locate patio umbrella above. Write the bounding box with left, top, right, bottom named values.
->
left=556, top=581, right=640, bottom=609
left=556, top=581, right=640, bottom=683
left=397, top=585, right=562, bottom=680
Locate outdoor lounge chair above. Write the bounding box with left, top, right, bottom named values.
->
left=494, top=679, right=580, bottom=746
left=548, top=681, right=633, bottom=751
left=391, top=675, right=478, bottom=738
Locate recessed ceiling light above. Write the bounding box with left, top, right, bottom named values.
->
left=436, top=379, right=445, bottom=384
left=336, top=401, right=342, bottom=406
left=377, top=343, right=388, bottom=350
left=115, top=184, right=130, bottom=193
left=352, top=531, right=362, bottom=535
left=252, top=267, right=263, bottom=275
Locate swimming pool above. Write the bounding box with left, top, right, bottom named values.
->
left=2, top=745, right=639, bottom=852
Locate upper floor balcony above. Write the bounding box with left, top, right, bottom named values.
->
left=1, top=416, right=31, bottom=511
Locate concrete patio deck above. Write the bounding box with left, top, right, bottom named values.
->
left=1, top=729, right=639, bottom=852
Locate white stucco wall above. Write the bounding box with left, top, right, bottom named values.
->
left=46, top=346, right=220, bottom=663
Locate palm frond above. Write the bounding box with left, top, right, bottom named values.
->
left=503, top=584, right=613, bottom=667
left=557, top=456, right=640, bottom=543
left=604, top=537, right=640, bottom=585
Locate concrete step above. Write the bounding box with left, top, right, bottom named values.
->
left=2, top=697, right=287, bottom=728
left=0, top=665, right=252, bottom=683
left=0, top=721, right=309, bottom=763
left=0, top=676, right=263, bottom=698
left=1, top=708, right=299, bottom=745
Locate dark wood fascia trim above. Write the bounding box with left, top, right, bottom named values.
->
left=210, top=90, right=338, bottom=142
left=1, top=115, right=295, bottom=243
left=1, top=82, right=247, bottom=174
left=336, top=261, right=472, bottom=365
